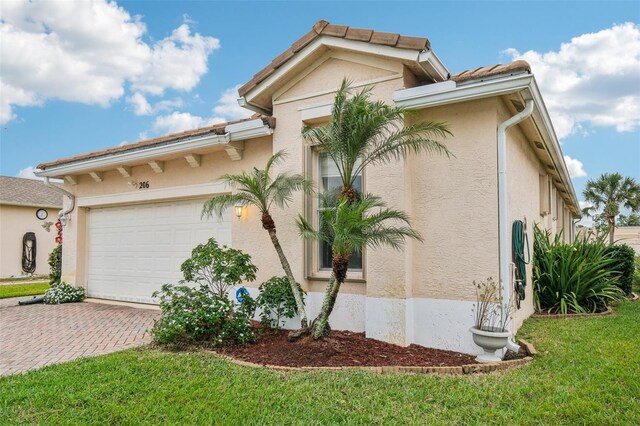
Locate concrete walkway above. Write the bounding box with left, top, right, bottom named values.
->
left=0, top=298, right=160, bottom=376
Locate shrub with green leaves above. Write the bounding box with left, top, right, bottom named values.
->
left=43, top=282, right=85, bottom=304
left=151, top=284, right=254, bottom=346
left=633, top=256, right=640, bottom=293
left=604, top=244, right=635, bottom=295
left=533, top=225, right=624, bottom=314
left=256, top=276, right=304, bottom=330
left=48, top=244, right=62, bottom=285
left=180, top=238, right=257, bottom=298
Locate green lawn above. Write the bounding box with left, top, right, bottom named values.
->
left=1, top=302, right=638, bottom=425
left=0, top=275, right=48, bottom=283
left=0, top=282, right=49, bottom=299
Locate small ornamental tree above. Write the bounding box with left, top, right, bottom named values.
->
left=180, top=238, right=257, bottom=298
left=48, top=244, right=62, bottom=285
left=256, top=276, right=303, bottom=330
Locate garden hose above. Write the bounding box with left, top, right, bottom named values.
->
left=512, top=220, right=530, bottom=308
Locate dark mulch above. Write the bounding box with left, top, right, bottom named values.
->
left=217, top=328, right=477, bottom=367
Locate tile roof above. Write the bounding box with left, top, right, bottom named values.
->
left=238, top=20, right=431, bottom=97
left=37, top=116, right=275, bottom=170
left=0, top=176, right=63, bottom=208
left=450, top=60, right=531, bottom=83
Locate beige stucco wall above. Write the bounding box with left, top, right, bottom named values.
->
left=0, top=204, right=60, bottom=277
left=615, top=226, right=640, bottom=255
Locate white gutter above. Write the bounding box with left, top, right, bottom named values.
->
left=44, top=177, right=75, bottom=226
left=497, top=99, right=534, bottom=332
left=36, top=119, right=272, bottom=178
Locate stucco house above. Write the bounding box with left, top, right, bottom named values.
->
left=0, top=176, right=63, bottom=277
left=36, top=21, right=580, bottom=354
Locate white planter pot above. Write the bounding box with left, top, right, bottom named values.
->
left=469, top=327, right=511, bottom=363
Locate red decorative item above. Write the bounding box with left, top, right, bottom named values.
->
left=55, top=236, right=62, bottom=244
left=55, top=220, right=63, bottom=244
left=55, top=221, right=63, bottom=230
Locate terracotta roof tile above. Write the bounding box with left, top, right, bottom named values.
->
left=451, top=60, right=531, bottom=83
left=238, top=20, right=430, bottom=97
left=38, top=117, right=274, bottom=170
left=0, top=176, right=63, bottom=208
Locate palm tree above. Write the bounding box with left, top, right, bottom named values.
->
left=302, top=79, right=452, bottom=202
left=202, top=150, right=312, bottom=327
left=583, top=173, right=640, bottom=243
left=298, top=194, right=423, bottom=339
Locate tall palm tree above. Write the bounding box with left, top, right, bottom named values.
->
left=583, top=173, right=640, bottom=243
left=298, top=194, right=423, bottom=339
left=202, top=150, right=312, bottom=327
left=302, top=79, right=452, bottom=202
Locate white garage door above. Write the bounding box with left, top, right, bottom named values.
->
left=86, top=198, right=231, bottom=304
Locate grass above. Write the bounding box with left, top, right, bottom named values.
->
left=0, top=282, right=49, bottom=299
left=1, top=302, right=638, bottom=425
left=0, top=275, right=48, bottom=283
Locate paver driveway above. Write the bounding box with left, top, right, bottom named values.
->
left=0, top=298, right=160, bottom=376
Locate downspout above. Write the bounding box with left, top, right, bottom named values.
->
left=497, top=98, right=534, bottom=353
left=44, top=177, right=76, bottom=225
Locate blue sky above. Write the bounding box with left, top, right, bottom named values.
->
left=1, top=1, right=639, bottom=212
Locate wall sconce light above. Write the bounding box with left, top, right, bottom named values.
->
left=234, top=204, right=244, bottom=218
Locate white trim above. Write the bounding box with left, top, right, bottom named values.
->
left=76, top=181, right=227, bottom=207
left=37, top=119, right=271, bottom=178
left=300, top=103, right=333, bottom=122
left=418, top=50, right=449, bottom=81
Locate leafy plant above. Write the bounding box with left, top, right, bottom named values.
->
left=48, top=244, right=62, bottom=285
left=633, top=256, right=640, bottom=293
left=151, top=284, right=255, bottom=346
left=43, top=282, right=85, bottom=304
left=256, top=276, right=304, bottom=330
left=604, top=244, right=635, bottom=295
left=533, top=225, right=624, bottom=314
left=472, top=277, right=513, bottom=332
left=180, top=238, right=257, bottom=298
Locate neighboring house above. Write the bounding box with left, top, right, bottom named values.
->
left=36, top=21, right=580, bottom=354
left=614, top=226, right=640, bottom=255
left=0, top=176, right=63, bottom=277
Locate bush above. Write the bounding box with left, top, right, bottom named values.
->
left=533, top=225, right=624, bottom=314
left=48, top=244, right=62, bottom=285
left=633, top=256, right=640, bottom=293
left=43, top=282, right=85, bottom=304
left=604, top=245, right=635, bottom=295
left=256, top=277, right=303, bottom=330
left=180, top=238, right=257, bottom=297
left=151, top=284, right=254, bottom=346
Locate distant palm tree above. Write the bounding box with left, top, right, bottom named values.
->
left=302, top=79, right=452, bottom=202
left=202, top=151, right=312, bottom=327
left=583, top=173, right=640, bottom=243
left=298, top=194, right=422, bottom=339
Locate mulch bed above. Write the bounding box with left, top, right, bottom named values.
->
left=217, top=328, right=477, bottom=367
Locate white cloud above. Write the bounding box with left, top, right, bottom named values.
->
left=503, top=23, right=640, bottom=139
left=563, top=155, right=587, bottom=178
left=16, top=166, right=42, bottom=180
left=0, top=1, right=219, bottom=124
left=151, top=85, right=252, bottom=134
left=127, top=92, right=184, bottom=116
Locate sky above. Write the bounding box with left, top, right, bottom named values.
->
left=1, top=0, right=639, bottom=222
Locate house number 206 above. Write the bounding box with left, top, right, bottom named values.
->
left=138, top=181, right=150, bottom=189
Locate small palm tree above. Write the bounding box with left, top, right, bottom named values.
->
left=298, top=194, right=423, bottom=338
left=583, top=173, right=640, bottom=243
left=202, top=150, right=312, bottom=327
left=302, top=79, right=452, bottom=202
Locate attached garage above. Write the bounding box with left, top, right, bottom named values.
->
left=86, top=198, right=230, bottom=304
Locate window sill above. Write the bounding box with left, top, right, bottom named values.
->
left=306, top=275, right=366, bottom=284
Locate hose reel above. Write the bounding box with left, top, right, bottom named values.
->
left=22, top=232, right=37, bottom=274
left=511, top=219, right=530, bottom=309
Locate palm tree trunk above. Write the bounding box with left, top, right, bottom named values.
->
left=609, top=216, right=615, bottom=244
left=266, top=228, right=309, bottom=328
left=313, top=273, right=340, bottom=339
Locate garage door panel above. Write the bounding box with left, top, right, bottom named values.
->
left=87, top=199, right=231, bottom=304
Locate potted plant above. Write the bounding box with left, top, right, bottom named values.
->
left=469, top=277, right=513, bottom=363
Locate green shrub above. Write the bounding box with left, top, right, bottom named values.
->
left=48, top=244, right=62, bottom=285
left=151, top=284, right=254, bottom=345
left=43, top=282, right=85, bottom=304
left=256, top=277, right=303, bottom=330
left=533, top=225, right=624, bottom=314
left=180, top=238, right=257, bottom=297
left=633, top=256, right=640, bottom=293
left=603, top=245, right=635, bottom=295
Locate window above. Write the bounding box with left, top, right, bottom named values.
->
left=317, top=152, right=363, bottom=271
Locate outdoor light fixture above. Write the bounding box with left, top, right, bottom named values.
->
left=234, top=204, right=244, bottom=218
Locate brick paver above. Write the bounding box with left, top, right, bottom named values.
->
left=0, top=298, right=160, bottom=375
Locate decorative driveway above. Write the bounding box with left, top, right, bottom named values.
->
left=0, top=298, right=160, bottom=376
